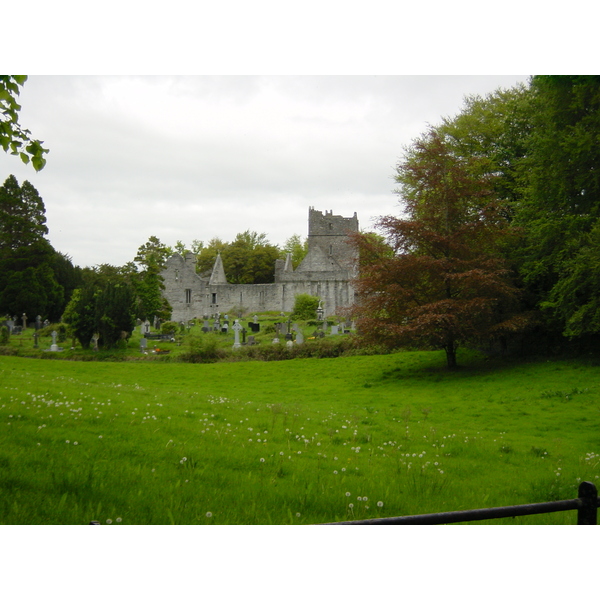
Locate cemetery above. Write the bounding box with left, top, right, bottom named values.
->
left=0, top=308, right=359, bottom=363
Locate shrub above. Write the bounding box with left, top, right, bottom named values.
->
left=0, top=325, right=9, bottom=345
left=291, top=294, right=320, bottom=320
left=178, top=334, right=227, bottom=363
left=161, top=321, right=179, bottom=335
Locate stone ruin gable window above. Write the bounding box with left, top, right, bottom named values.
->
left=185, top=289, right=192, bottom=304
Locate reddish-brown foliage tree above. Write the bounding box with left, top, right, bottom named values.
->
left=350, top=130, right=527, bottom=368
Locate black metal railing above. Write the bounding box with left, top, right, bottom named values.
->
left=325, top=481, right=599, bottom=525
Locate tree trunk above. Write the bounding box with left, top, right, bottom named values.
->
left=444, top=342, right=458, bottom=369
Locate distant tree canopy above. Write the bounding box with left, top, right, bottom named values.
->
left=194, top=231, right=286, bottom=284
left=0, top=76, right=48, bottom=171
left=0, top=175, right=81, bottom=320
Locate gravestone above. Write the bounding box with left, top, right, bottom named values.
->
left=140, top=338, right=148, bottom=353
left=202, top=316, right=210, bottom=333
left=50, top=331, right=59, bottom=352
left=247, top=335, right=256, bottom=346
left=91, top=334, right=99, bottom=351
left=331, top=325, right=339, bottom=335
left=232, top=320, right=243, bottom=349
left=296, top=331, right=304, bottom=344
left=142, top=320, right=151, bottom=335
left=35, top=315, right=42, bottom=330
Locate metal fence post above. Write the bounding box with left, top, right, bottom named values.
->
left=577, top=481, right=598, bottom=525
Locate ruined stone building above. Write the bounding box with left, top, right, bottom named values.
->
left=161, top=207, right=359, bottom=321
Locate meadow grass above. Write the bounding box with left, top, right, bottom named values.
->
left=1, top=349, right=599, bottom=524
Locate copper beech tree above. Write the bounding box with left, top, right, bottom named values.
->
left=350, top=130, right=527, bottom=368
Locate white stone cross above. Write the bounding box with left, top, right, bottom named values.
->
left=232, top=319, right=243, bottom=349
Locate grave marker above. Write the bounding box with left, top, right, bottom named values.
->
left=232, top=319, right=243, bottom=349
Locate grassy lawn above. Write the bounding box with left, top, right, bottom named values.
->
left=1, top=347, right=599, bottom=525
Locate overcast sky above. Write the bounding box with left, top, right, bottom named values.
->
left=1, top=75, right=530, bottom=268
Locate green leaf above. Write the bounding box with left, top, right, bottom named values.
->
left=32, top=156, right=46, bottom=171
left=19, top=152, right=30, bottom=165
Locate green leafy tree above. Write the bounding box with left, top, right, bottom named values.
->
left=0, top=176, right=72, bottom=320
left=513, top=75, right=600, bottom=338
left=0, top=174, right=48, bottom=252
left=351, top=129, right=526, bottom=368
left=0, top=76, right=48, bottom=171
left=63, top=271, right=136, bottom=349
left=134, top=236, right=172, bottom=268
left=438, top=83, right=533, bottom=210
left=133, top=237, right=172, bottom=320
left=195, top=232, right=280, bottom=284
left=281, top=234, right=308, bottom=268
left=174, top=240, right=187, bottom=255
left=62, top=287, right=96, bottom=349
left=226, top=232, right=280, bottom=284
left=195, top=237, right=228, bottom=276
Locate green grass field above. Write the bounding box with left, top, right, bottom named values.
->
left=1, top=349, right=599, bottom=524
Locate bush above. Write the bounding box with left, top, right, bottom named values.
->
left=161, top=321, right=179, bottom=335
left=0, top=326, right=9, bottom=346
left=291, top=294, right=320, bottom=320
left=178, top=334, right=227, bottom=363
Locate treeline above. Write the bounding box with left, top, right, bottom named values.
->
left=176, top=231, right=308, bottom=284
left=351, top=75, right=600, bottom=363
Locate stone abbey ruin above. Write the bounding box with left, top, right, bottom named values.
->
left=161, top=207, right=359, bottom=321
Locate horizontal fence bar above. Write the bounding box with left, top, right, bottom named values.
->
left=326, top=499, right=581, bottom=525
left=325, top=481, right=600, bottom=525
